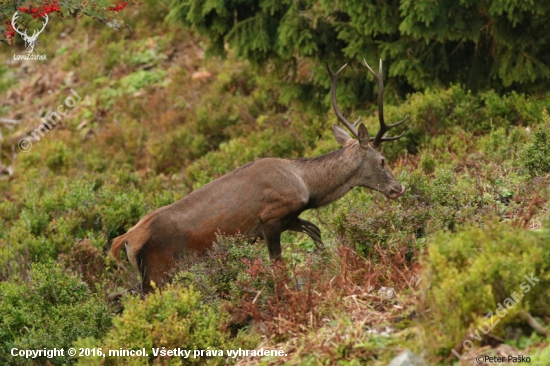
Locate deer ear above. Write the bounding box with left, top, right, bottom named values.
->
left=357, top=123, right=370, bottom=147
left=332, top=124, right=352, bottom=146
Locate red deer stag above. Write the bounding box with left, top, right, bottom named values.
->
left=111, top=59, right=408, bottom=293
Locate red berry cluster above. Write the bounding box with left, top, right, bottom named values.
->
left=4, top=21, right=16, bottom=44
left=18, top=0, right=61, bottom=19
left=108, top=2, right=128, bottom=12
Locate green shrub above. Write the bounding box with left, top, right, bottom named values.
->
left=44, top=140, right=69, bottom=172
left=481, top=126, right=529, bottom=163
left=419, top=151, right=436, bottom=175
left=370, top=86, right=548, bottom=160
left=519, top=113, right=550, bottom=176
left=331, top=164, right=495, bottom=260
left=0, top=177, right=147, bottom=278
left=331, top=175, right=430, bottom=260
left=97, top=285, right=258, bottom=365
left=0, top=264, right=113, bottom=366
left=419, top=221, right=550, bottom=358
left=173, top=234, right=271, bottom=306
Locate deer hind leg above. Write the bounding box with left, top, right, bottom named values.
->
left=288, top=218, right=325, bottom=250
left=136, top=243, right=178, bottom=294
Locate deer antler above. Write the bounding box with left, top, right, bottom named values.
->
left=33, top=14, right=49, bottom=38
left=363, top=58, right=408, bottom=148
left=325, top=61, right=361, bottom=139
left=11, top=12, right=28, bottom=38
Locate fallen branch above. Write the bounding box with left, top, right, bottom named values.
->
left=521, top=312, right=550, bottom=336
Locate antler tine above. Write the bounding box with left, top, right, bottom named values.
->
left=39, top=14, right=49, bottom=32
left=325, top=61, right=358, bottom=138
left=31, top=14, right=48, bottom=37
left=11, top=12, right=28, bottom=37
left=363, top=58, right=408, bottom=148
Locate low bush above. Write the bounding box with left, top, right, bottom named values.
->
left=0, top=177, right=147, bottom=279
left=173, top=234, right=271, bottom=306
left=419, top=221, right=550, bottom=360
left=519, top=111, right=550, bottom=177
left=94, top=285, right=258, bottom=365
left=0, top=264, right=113, bottom=366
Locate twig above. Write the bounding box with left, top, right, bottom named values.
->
left=0, top=118, right=20, bottom=125
left=252, top=290, right=262, bottom=304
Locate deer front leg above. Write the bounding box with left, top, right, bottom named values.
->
left=258, top=187, right=309, bottom=260
left=288, top=218, right=324, bottom=250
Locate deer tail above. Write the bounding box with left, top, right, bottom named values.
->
left=111, top=233, right=129, bottom=261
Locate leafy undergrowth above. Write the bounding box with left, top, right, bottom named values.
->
left=1, top=0, right=550, bottom=365
left=174, top=234, right=419, bottom=365
left=0, top=264, right=112, bottom=365
left=420, top=220, right=550, bottom=365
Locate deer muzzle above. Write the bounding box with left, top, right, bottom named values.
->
left=388, top=185, right=405, bottom=199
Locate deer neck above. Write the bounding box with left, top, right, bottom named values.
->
left=296, top=143, right=362, bottom=208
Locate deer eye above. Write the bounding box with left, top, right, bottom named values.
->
left=380, top=158, right=385, bottom=168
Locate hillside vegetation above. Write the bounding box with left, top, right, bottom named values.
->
left=1, top=1, right=550, bottom=365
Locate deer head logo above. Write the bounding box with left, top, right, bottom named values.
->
left=11, top=11, right=49, bottom=54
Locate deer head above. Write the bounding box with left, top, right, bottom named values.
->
left=326, top=59, right=408, bottom=199
left=11, top=11, right=49, bottom=54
